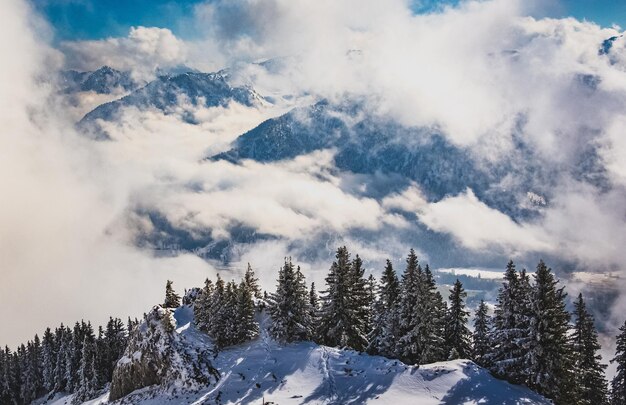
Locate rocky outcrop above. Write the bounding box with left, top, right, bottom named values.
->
left=109, top=305, right=218, bottom=401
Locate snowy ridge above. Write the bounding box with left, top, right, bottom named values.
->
left=49, top=308, right=549, bottom=405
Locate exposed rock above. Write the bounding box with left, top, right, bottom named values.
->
left=109, top=305, right=218, bottom=401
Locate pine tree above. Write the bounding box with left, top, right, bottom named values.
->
left=611, top=320, right=626, bottom=405
left=65, top=322, right=85, bottom=393
left=570, top=293, right=608, bottom=405
left=244, top=263, right=262, bottom=299
left=395, top=249, right=422, bottom=364
left=368, top=259, right=400, bottom=357
left=54, top=325, right=71, bottom=393
left=472, top=300, right=490, bottom=367
left=309, top=282, right=320, bottom=328
left=164, top=280, right=181, bottom=308
left=318, top=247, right=368, bottom=350
left=419, top=264, right=447, bottom=364
left=0, top=348, right=10, bottom=404
left=525, top=260, right=574, bottom=404
left=208, top=274, right=230, bottom=347
left=73, top=324, right=100, bottom=403
left=42, top=327, right=57, bottom=393
left=222, top=281, right=240, bottom=346
left=444, top=279, right=472, bottom=359
left=345, top=254, right=370, bottom=351
left=365, top=274, right=377, bottom=334
left=235, top=279, right=259, bottom=344
left=269, top=259, right=313, bottom=343
left=194, top=278, right=215, bottom=333
left=486, top=260, right=528, bottom=383
left=102, top=317, right=127, bottom=382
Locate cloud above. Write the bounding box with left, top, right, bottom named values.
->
left=7, top=0, right=626, bottom=349
left=61, top=26, right=188, bottom=79
left=0, top=0, right=216, bottom=347
left=415, top=189, right=551, bottom=253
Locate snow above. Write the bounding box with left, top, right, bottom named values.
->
left=52, top=309, right=549, bottom=405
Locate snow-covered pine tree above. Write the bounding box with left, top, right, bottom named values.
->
left=244, top=263, right=262, bottom=299
left=318, top=247, right=369, bottom=350
left=444, top=279, right=472, bottom=360
left=525, top=260, right=574, bottom=404
left=395, top=249, right=424, bottom=364
left=365, top=274, right=377, bottom=334
left=73, top=324, right=100, bottom=403
left=345, top=254, right=370, bottom=351
left=0, top=348, right=9, bottom=404
left=309, top=282, right=320, bottom=329
left=419, top=264, right=447, bottom=364
left=235, top=279, right=259, bottom=344
left=610, top=320, right=626, bottom=405
left=221, top=281, right=240, bottom=347
left=21, top=337, right=44, bottom=403
left=486, top=260, right=528, bottom=384
left=164, top=280, right=181, bottom=308
left=472, top=300, right=490, bottom=367
left=367, top=259, right=400, bottom=357
left=570, top=293, right=608, bottom=405
left=4, top=350, right=20, bottom=405
left=102, top=317, right=127, bottom=382
left=208, top=274, right=230, bottom=347
left=194, top=278, right=215, bottom=333
left=53, top=325, right=70, bottom=393
left=268, top=259, right=313, bottom=343
left=65, top=322, right=86, bottom=393
left=41, top=327, right=56, bottom=394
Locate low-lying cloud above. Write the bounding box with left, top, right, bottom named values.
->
left=5, top=0, right=626, bottom=346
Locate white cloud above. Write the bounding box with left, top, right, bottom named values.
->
left=7, top=0, right=626, bottom=347
left=61, top=26, right=188, bottom=79
left=416, top=189, right=551, bottom=253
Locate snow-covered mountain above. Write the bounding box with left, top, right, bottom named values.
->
left=48, top=306, right=550, bottom=405
left=60, top=66, right=137, bottom=94
left=78, top=71, right=265, bottom=138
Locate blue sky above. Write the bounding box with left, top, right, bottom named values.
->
left=34, top=0, right=626, bottom=41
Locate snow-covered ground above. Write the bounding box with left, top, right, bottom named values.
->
left=49, top=307, right=549, bottom=405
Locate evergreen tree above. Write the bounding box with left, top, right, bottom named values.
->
left=365, top=274, right=377, bottom=334
left=395, top=249, right=422, bottom=364
left=269, top=259, right=313, bottom=343
left=42, top=327, right=57, bottom=393
left=244, top=263, right=262, bottom=299
left=65, top=322, right=85, bottom=393
left=73, top=324, right=100, bottom=403
left=194, top=278, right=215, bottom=333
left=345, top=254, right=370, bottom=351
left=525, top=260, right=574, bottom=404
left=318, top=247, right=368, bottom=350
left=444, top=279, right=472, bottom=359
left=419, top=265, right=447, bottom=364
left=54, top=325, right=71, bottom=393
left=0, top=347, right=11, bottom=404
left=486, top=260, right=528, bottom=384
left=309, top=282, right=320, bottom=328
left=102, top=317, right=127, bottom=382
left=570, top=293, right=608, bottom=405
left=472, top=300, right=490, bottom=367
left=208, top=274, right=230, bottom=347
left=368, top=259, right=400, bottom=357
left=164, top=280, right=181, bottom=308
left=235, top=279, right=259, bottom=344
left=222, top=281, right=240, bottom=346
left=610, top=320, right=626, bottom=405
